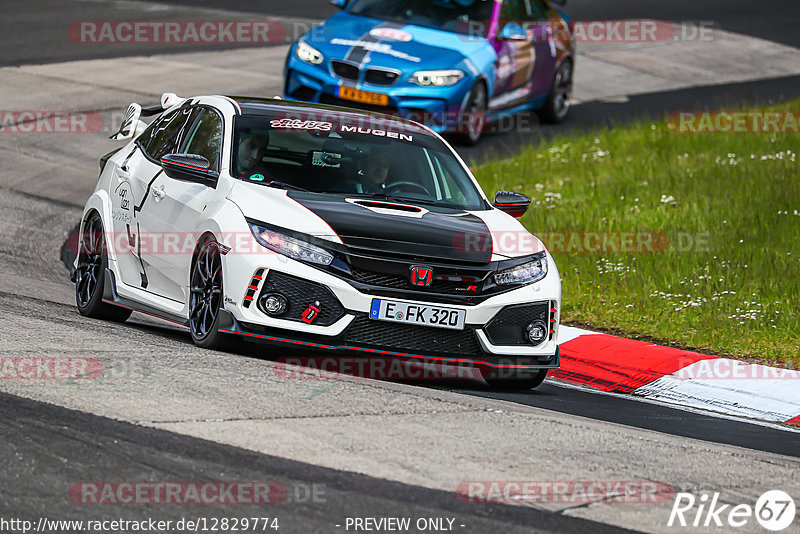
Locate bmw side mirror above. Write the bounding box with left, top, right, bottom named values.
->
left=160, top=153, right=219, bottom=186
left=498, top=22, right=528, bottom=41
left=494, top=190, right=531, bottom=218
left=329, top=0, right=348, bottom=8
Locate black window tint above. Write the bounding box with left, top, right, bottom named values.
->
left=144, top=107, right=195, bottom=161
left=501, top=0, right=529, bottom=19
left=527, top=0, right=551, bottom=20
left=182, top=109, right=224, bottom=170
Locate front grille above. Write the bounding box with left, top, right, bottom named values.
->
left=331, top=61, right=360, bottom=81
left=365, top=68, right=399, bottom=86
left=258, top=271, right=345, bottom=327
left=350, top=268, right=407, bottom=289
left=485, top=302, right=551, bottom=346
left=345, top=316, right=483, bottom=357
left=349, top=267, right=481, bottom=295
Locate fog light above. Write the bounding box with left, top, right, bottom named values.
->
left=526, top=321, right=547, bottom=345
left=261, top=293, right=288, bottom=316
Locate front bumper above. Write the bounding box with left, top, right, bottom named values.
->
left=222, top=251, right=561, bottom=371
left=284, top=55, right=473, bottom=133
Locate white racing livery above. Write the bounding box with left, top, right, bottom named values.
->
left=74, top=94, right=560, bottom=389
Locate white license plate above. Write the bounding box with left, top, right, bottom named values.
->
left=369, top=299, right=466, bottom=331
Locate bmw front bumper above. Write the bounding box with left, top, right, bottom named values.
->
left=284, top=50, right=474, bottom=134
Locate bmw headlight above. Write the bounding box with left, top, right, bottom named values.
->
left=296, top=40, right=324, bottom=65
left=494, top=257, right=548, bottom=285
left=410, top=70, right=465, bottom=87
left=249, top=224, right=334, bottom=266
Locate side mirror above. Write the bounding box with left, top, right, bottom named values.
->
left=498, top=22, right=528, bottom=41
left=160, top=154, right=219, bottom=186
left=493, top=190, right=531, bottom=218
left=329, top=0, right=348, bottom=8
left=549, top=0, right=567, bottom=6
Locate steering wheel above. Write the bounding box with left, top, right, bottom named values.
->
left=385, top=181, right=431, bottom=197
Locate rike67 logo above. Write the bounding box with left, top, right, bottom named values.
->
left=668, top=490, right=796, bottom=531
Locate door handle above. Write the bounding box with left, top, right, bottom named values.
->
left=151, top=185, right=165, bottom=202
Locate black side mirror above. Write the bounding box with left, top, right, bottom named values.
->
left=494, top=190, right=531, bottom=218
left=160, top=154, right=219, bottom=186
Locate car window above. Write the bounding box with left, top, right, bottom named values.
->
left=501, top=0, right=530, bottom=20
left=140, top=107, right=195, bottom=161
left=527, top=0, right=552, bottom=21
left=232, top=114, right=487, bottom=211
left=426, top=150, right=478, bottom=207
left=348, top=0, right=493, bottom=35
left=182, top=108, right=224, bottom=170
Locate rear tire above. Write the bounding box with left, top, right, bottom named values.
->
left=537, top=60, right=573, bottom=124
left=189, top=237, right=227, bottom=350
left=75, top=211, right=132, bottom=322
left=484, top=369, right=549, bottom=391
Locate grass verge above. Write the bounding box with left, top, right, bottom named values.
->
left=475, top=101, right=800, bottom=367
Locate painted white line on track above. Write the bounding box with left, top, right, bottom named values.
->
left=548, top=379, right=800, bottom=434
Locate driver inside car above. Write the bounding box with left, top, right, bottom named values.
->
left=236, top=130, right=271, bottom=181
left=359, top=151, right=391, bottom=193
left=332, top=151, right=392, bottom=194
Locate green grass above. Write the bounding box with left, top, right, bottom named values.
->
left=475, top=100, right=800, bottom=366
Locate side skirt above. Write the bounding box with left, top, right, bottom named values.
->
left=101, top=268, right=188, bottom=326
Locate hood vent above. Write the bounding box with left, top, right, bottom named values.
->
left=351, top=199, right=423, bottom=213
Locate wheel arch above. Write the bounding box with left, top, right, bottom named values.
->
left=76, top=191, right=113, bottom=270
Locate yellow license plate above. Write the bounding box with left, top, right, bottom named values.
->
left=338, top=86, right=389, bottom=106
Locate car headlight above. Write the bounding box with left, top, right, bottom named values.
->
left=296, top=40, right=324, bottom=65
left=249, top=224, right=334, bottom=266
left=410, top=70, right=465, bottom=87
left=494, top=257, right=548, bottom=285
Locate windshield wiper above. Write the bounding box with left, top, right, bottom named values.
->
left=387, top=195, right=440, bottom=207
left=264, top=180, right=309, bottom=192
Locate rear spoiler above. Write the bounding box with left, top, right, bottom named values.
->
left=109, top=92, right=184, bottom=140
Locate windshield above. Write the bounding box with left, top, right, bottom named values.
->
left=348, top=0, right=494, bottom=35
left=232, top=111, right=486, bottom=211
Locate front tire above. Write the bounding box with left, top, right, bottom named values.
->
left=484, top=369, right=549, bottom=391
left=189, top=237, right=226, bottom=349
left=75, top=211, right=132, bottom=322
left=455, top=81, right=488, bottom=146
left=538, top=60, right=573, bottom=124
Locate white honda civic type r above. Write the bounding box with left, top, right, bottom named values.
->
left=74, top=93, right=561, bottom=389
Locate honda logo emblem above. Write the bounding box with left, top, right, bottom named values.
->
left=409, top=265, right=434, bottom=287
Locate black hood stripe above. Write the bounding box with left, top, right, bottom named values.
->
left=287, top=192, right=493, bottom=263
left=344, top=21, right=408, bottom=67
